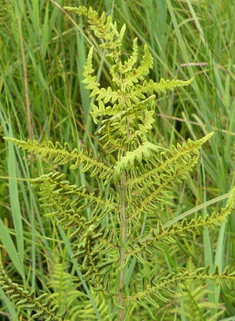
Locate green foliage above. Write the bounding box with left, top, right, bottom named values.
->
left=1, top=4, right=235, bottom=321
left=45, top=256, right=110, bottom=321
left=0, top=254, right=67, bottom=321
left=170, top=258, right=225, bottom=321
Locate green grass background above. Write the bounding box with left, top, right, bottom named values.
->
left=0, top=0, right=235, bottom=320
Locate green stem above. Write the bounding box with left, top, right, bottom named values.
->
left=119, top=172, right=126, bottom=321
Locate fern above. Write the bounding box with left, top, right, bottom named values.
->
left=6, top=137, right=114, bottom=184
left=0, top=254, right=68, bottom=320
left=46, top=256, right=110, bottom=321
left=1, top=4, right=235, bottom=321
left=155, top=258, right=226, bottom=321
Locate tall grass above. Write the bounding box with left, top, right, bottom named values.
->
left=0, top=0, right=234, bottom=320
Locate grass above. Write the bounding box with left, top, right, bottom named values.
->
left=0, top=0, right=235, bottom=320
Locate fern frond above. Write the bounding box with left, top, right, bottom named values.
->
left=31, top=174, right=120, bottom=290
left=96, top=96, right=156, bottom=153
left=161, top=258, right=225, bottom=321
left=153, top=187, right=234, bottom=240
left=72, top=230, right=119, bottom=290
left=122, top=44, right=153, bottom=89
left=114, top=141, right=166, bottom=180
left=127, top=132, right=214, bottom=187
left=82, top=46, right=100, bottom=97
left=81, top=43, right=122, bottom=108
left=126, top=190, right=235, bottom=261
left=68, top=287, right=110, bottom=321
left=137, top=77, right=195, bottom=96
left=125, top=132, right=214, bottom=221
left=31, top=173, right=89, bottom=236
left=90, top=77, right=193, bottom=112
left=97, top=77, right=193, bottom=109
left=90, top=100, right=121, bottom=124
left=64, top=6, right=124, bottom=62
left=4, top=137, right=114, bottom=184
left=0, top=256, right=68, bottom=320
left=122, top=38, right=139, bottom=74
left=125, top=265, right=235, bottom=319
left=67, top=5, right=194, bottom=133
left=2, top=3, right=232, bottom=319
left=31, top=172, right=120, bottom=235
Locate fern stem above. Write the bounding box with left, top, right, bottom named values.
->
left=119, top=172, right=126, bottom=320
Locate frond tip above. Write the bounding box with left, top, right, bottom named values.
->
left=114, top=141, right=166, bottom=180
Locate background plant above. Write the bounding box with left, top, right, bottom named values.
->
left=0, top=1, right=235, bottom=320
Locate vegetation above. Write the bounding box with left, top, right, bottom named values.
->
left=0, top=1, right=235, bottom=320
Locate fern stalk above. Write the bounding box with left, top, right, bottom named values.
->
left=119, top=171, right=127, bottom=320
